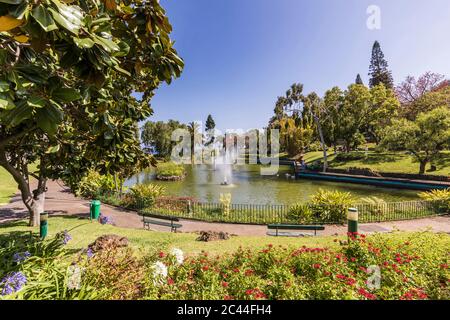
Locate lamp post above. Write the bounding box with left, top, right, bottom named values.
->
left=40, top=212, right=48, bottom=239
left=347, top=207, right=358, bottom=235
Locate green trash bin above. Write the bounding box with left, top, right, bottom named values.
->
left=90, top=200, right=101, bottom=221
left=40, top=212, right=48, bottom=239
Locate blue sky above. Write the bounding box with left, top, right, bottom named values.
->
left=147, top=0, right=450, bottom=130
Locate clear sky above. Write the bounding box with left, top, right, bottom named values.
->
left=146, top=0, right=450, bottom=131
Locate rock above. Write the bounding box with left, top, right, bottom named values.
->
left=88, top=234, right=129, bottom=252
left=196, top=231, right=230, bottom=242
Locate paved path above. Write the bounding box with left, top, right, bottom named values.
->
left=1, top=180, right=449, bottom=236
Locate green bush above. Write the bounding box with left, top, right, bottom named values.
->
left=418, top=189, right=450, bottom=213
left=309, top=189, right=354, bottom=223
left=73, top=170, right=119, bottom=199
left=287, top=203, right=314, bottom=224
left=121, top=184, right=166, bottom=210
left=155, top=162, right=185, bottom=179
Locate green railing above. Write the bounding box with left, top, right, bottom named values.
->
left=96, top=192, right=448, bottom=225
left=355, top=200, right=448, bottom=223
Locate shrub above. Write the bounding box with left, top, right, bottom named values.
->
left=219, top=193, right=232, bottom=216
left=287, top=203, right=314, bottom=224
left=418, top=189, right=450, bottom=214
left=155, top=162, right=186, bottom=180
left=120, top=184, right=166, bottom=210
left=73, top=170, right=119, bottom=199
left=309, top=189, right=354, bottom=223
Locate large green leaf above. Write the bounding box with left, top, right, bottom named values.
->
left=74, top=37, right=95, bottom=49
left=0, top=80, right=9, bottom=92
left=36, top=104, right=63, bottom=135
left=93, top=34, right=120, bottom=53
left=0, top=93, right=15, bottom=110
left=48, top=7, right=81, bottom=35
left=27, top=96, right=46, bottom=108
left=2, top=101, right=32, bottom=127
left=0, top=0, right=23, bottom=4
left=31, top=5, right=58, bottom=32
left=51, top=87, right=81, bottom=103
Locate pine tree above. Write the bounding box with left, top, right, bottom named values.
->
left=355, top=74, right=364, bottom=85
left=205, top=114, right=216, bottom=131
left=205, top=114, right=216, bottom=145
left=368, top=41, right=394, bottom=89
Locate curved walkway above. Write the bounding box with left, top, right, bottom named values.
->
left=1, top=180, right=449, bottom=236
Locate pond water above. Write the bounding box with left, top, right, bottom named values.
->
left=125, top=164, right=420, bottom=204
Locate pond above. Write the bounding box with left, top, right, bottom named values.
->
left=125, top=164, right=420, bottom=204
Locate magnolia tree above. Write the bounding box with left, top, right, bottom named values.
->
left=0, top=0, right=183, bottom=226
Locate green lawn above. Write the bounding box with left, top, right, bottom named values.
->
left=0, top=217, right=341, bottom=256
left=0, top=167, right=17, bottom=205
left=304, top=150, right=450, bottom=176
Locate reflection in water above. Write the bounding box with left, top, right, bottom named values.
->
left=124, top=165, right=420, bottom=204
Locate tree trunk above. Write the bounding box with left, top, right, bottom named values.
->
left=29, top=175, right=47, bottom=227
left=30, top=189, right=45, bottom=227
left=313, top=115, right=328, bottom=172
left=419, top=161, right=427, bottom=175
left=0, top=148, right=46, bottom=227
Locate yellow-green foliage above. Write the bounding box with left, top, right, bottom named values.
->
left=155, top=162, right=185, bottom=178
left=309, top=189, right=355, bottom=223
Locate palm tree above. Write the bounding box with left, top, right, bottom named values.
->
left=187, top=121, right=202, bottom=164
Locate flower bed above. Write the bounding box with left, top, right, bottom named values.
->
left=1, top=231, right=448, bottom=300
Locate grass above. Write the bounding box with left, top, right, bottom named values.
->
left=0, top=163, right=39, bottom=205
left=0, top=167, right=17, bottom=205
left=304, top=150, right=450, bottom=176
left=0, top=216, right=341, bottom=256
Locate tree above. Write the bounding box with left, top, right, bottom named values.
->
left=381, top=107, right=450, bottom=174
left=0, top=0, right=184, bottom=226
left=395, top=72, right=448, bottom=120
left=368, top=41, right=394, bottom=89
left=141, top=120, right=186, bottom=159
left=355, top=74, right=364, bottom=85
left=365, top=84, right=400, bottom=144
left=187, top=121, right=202, bottom=164
left=204, top=114, right=216, bottom=146
left=303, top=92, right=329, bottom=172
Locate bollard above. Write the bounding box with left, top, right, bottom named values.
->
left=347, top=207, right=358, bottom=235
left=40, top=212, right=48, bottom=239
left=90, top=200, right=101, bottom=221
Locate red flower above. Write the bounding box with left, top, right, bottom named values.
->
left=358, top=288, right=377, bottom=300
left=202, top=265, right=209, bottom=271
left=158, top=252, right=166, bottom=258
left=313, top=264, right=321, bottom=269
left=167, top=278, right=175, bottom=285
left=222, top=281, right=229, bottom=288
left=346, top=278, right=356, bottom=286
left=224, top=295, right=234, bottom=300
left=233, top=268, right=240, bottom=273
left=244, top=269, right=254, bottom=276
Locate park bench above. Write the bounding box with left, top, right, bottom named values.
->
left=143, top=213, right=182, bottom=233
left=267, top=224, right=325, bottom=237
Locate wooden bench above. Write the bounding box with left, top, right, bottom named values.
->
left=267, top=224, right=325, bottom=237
left=143, top=213, right=182, bottom=233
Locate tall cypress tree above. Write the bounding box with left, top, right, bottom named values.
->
left=355, top=74, right=364, bottom=85
left=368, top=41, right=394, bottom=89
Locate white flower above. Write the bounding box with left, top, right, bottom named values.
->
left=152, top=261, right=167, bottom=286
left=66, top=265, right=83, bottom=290
left=170, top=248, right=184, bottom=265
